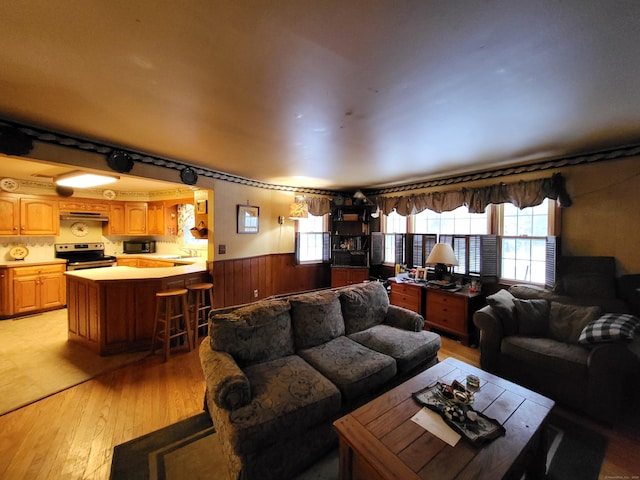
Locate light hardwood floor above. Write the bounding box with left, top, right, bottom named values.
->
left=0, top=334, right=638, bottom=479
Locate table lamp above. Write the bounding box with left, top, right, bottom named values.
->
left=425, top=243, right=458, bottom=280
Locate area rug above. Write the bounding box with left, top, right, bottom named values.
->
left=0, top=309, right=148, bottom=415
left=110, top=412, right=607, bottom=480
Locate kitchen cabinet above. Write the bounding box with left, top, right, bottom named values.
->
left=137, top=258, right=174, bottom=268
left=104, top=199, right=187, bottom=237
left=116, top=258, right=138, bottom=267
left=66, top=268, right=210, bottom=355
left=0, top=193, right=59, bottom=236
left=0, top=263, right=66, bottom=318
left=331, top=267, right=369, bottom=288
left=424, top=288, right=484, bottom=346
left=118, top=257, right=175, bottom=268
left=58, top=199, right=109, bottom=213
left=0, top=194, right=20, bottom=235
left=104, top=203, right=126, bottom=235
left=0, top=267, right=10, bottom=316
left=389, top=280, right=423, bottom=315
left=125, top=202, right=147, bottom=235
left=147, top=202, right=165, bottom=235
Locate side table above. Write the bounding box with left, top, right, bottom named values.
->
left=425, top=288, right=484, bottom=346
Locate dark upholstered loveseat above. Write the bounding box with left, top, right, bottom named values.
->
left=474, top=257, right=640, bottom=425
left=199, top=281, right=441, bottom=480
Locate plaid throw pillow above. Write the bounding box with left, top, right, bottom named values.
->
left=578, top=313, right=640, bottom=344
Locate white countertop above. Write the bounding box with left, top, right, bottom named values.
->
left=64, top=261, right=208, bottom=281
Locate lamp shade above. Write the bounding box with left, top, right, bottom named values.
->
left=425, top=243, right=458, bottom=266
left=288, top=202, right=308, bottom=219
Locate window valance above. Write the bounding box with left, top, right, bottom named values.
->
left=304, top=196, right=333, bottom=216
left=373, top=173, right=572, bottom=215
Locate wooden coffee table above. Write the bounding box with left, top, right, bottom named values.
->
left=333, top=357, right=555, bottom=480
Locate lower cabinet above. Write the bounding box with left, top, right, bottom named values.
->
left=331, top=267, right=369, bottom=288
left=117, top=258, right=175, bottom=268
left=0, top=263, right=66, bottom=318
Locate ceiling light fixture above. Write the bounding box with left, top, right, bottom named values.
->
left=55, top=171, right=119, bottom=188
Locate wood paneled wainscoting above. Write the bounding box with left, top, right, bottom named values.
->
left=211, top=253, right=331, bottom=308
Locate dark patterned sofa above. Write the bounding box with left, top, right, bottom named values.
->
left=199, top=281, right=441, bottom=480
left=474, top=258, right=640, bottom=425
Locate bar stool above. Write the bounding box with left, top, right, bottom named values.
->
left=150, top=288, right=192, bottom=362
left=187, top=282, right=214, bottom=347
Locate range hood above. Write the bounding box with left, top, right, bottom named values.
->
left=60, top=211, right=109, bottom=222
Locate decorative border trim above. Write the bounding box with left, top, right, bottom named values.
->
left=367, top=145, right=640, bottom=195
left=0, top=118, right=335, bottom=196
left=2, top=117, right=639, bottom=197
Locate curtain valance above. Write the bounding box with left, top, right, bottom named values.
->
left=304, top=196, right=332, bottom=216
left=373, top=173, right=572, bottom=215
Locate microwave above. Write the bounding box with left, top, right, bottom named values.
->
left=123, top=240, right=156, bottom=254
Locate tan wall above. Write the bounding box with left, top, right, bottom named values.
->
left=557, top=156, right=640, bottom=275
left=211, top=180, right=297, bottom=260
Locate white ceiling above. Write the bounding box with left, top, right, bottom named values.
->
left=1, top=1, right=640, bottom=191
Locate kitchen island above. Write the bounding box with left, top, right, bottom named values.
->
left=65, top=262, right=211, bottom=355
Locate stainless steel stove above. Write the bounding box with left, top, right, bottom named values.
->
left=54, top=242, right=116, bottom=270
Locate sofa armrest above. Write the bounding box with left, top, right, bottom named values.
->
left=473, top=305, right=505, bottom=373
left=385, top=304, right=425, bottom=332
left=199, top=337, right=251, bottom=410
left=586, top=343, right=640, bottom=423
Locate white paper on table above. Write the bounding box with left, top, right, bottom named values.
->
left=411, top=407, right=461, bottom=447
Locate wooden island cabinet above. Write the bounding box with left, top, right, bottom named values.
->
left=65, top=263, right=210, bottom=355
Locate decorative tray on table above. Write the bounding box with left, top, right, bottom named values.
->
left=412, top=380, right=505, bottom=447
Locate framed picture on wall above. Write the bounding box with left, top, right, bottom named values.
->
left=237, top=205, right=259, bottom=233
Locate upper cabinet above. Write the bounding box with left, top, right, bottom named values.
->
left=125, top=202, right=147, bottom=235
left=0, top=194, right=20, bottom=235
left=104, top=203, right=126, bottom=235
left=147, top=202, right=165, bottom=236
left=0, top=194, right=59, bottom=236
left=0, top=193, right=191, bottom=237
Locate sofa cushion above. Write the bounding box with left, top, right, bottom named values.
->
left=578, top=313, right=640, bottom=344
left=289, top=290, right=345, bottom=350
left=486, top=289, right=517, bottom=336
left=513, top=298, right=549, bottom=336
left=501, top=336, right=589, bottom=378
left=348, top=324, right=441, bottom=373
left=227, top=355, right=341, bottom=455
left=548, top=302, right=602, bottom=344
left=209, top=299, right=294, bottom=366
left=509, top=284, right=558, bottom=301
left=339, top=282, right=389, bottom=334
left=298, top=336, right=397, bottom=402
